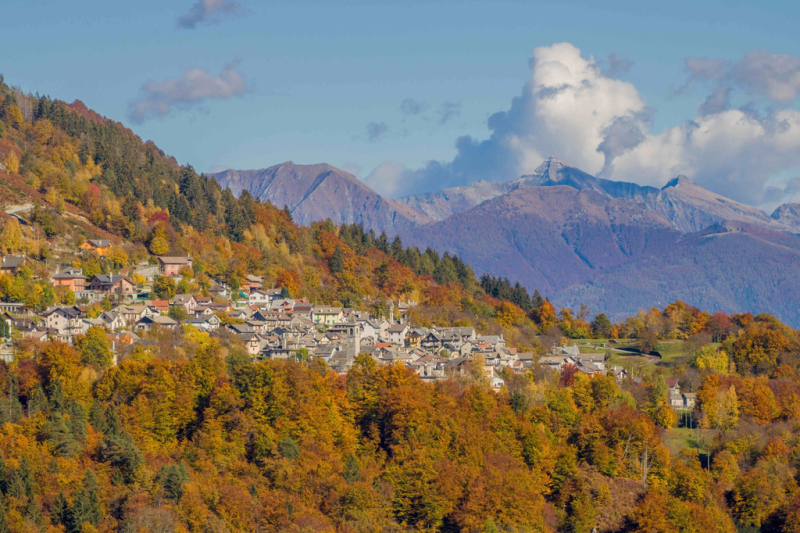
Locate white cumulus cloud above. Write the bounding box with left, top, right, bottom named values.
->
left=613, top=108, right=800, bottom=204
left=367, top=43, right=800, bottom=207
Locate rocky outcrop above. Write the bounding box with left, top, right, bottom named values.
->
left=771, top=203, right=800, bottom=232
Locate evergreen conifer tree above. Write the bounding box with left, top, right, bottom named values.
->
left=27, top=385, right=48, bottom=416
left=343, top=453, right=361, bottom=483
left=68, top=470, right=101, bottom=531
left=330, top=246, right=345, bottom=274
left=45, top=412, right=78, bottom=457
left=69, top=402, right=87, bottom=442
left=51, top=492, right=70, bottom=526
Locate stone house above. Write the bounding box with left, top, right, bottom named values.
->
left=79, top=240, right=113, bottom=256
left=52, top=268, right=86, bottom=293
left=87, top=275, right=134, bottom=295
left=157, top=256, right=193, bottom=277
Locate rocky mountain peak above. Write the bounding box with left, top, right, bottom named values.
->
left=771, top=203, right=800, bottom=219
left=532, top=156, right=572, bottom=181
left=662, top=175, right=695, bottom=189
left=771, top=203, right=800, bottom=231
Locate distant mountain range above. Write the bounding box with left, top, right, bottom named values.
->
left=213, top=163, right=432, bottom=234
left=212, top=158, right=800, bottom=326
left=399, top=157, right=783, bottom=233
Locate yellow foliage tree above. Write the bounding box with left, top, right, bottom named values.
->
left=571, top=373, right=595, bottom=412
left=535, top=300, right=558, bottom=332
left=653, top=403, right=677, bottom=428
left=0, top=219, right=23, bottom=254
left=149, top=235, right=169, bottom=256
left=32, top=118, right=54, bottom=145
left=495, top=301, right=525, bottom=328
left=693, top=346, right=729, bottom=374
left=5, top=104, right=23, bottom=127
left=5, top=152, right=19, bottom=174
left=45, top=188, right=66, bottom=213
left=108, top=246, right=129, bottom=268
left=701, top=384, right=739, bottom=431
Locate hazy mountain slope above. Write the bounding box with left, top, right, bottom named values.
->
left=402, top=184, right=800, bottom=327
left=514, top=158, right=776, bottom=232
left=214, top=162, right=432, bottom=234
left=556, top=221, right=800, bottom=325
left=395, top=180, right=515, bottom=221
left=403, top=184, right=680, bottom=293
left=399, top=157, right=778, bottom=232
left=653, top=176, right=775, bottom=232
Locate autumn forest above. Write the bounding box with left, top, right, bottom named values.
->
left=0, top=77, right=800, bottom=533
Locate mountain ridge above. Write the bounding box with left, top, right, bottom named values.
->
left=213, top=162, right=432, bottom=234
left=213, top=156, right=796, bottom=235
left=401, top=185, right=800, bottom=326
left=212, top=157, right=800, bottom=326
left=399, top=157, right=780, bottom=233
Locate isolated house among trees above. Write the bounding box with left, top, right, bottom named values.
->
left=79, top=239, right=114, bottom=256
left=158, top=256, right=193, bottom=276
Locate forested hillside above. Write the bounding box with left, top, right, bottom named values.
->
left=0, top=305, right=796, bottom=530
left=0, top=78, right=490, bottom=317
left=3, top=77, right=800, bottom=532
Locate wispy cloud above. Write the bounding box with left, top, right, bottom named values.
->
left=438, top=101, right=462, bottom=125
left=128, top=61, right=246, bottom=123
left=399, top=98, right=429, bottom=117
left=685, top=57, right=729, bottom=82
left=686, top=51, right=800, bottom=103
left=606, top=53, right=634, bottom=77
left=178, top=0, right=244, bottom=29
left=366, top=122, right=389, bottom=141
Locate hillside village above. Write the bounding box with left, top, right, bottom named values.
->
left=0, top=241, right=634, bottom=389
left=3, top=72, right=800, bottom=532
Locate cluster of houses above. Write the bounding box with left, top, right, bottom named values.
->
left=0, top=246, right=694, bottom=398
left=48, top=255, right=195, bottom=302
left=0, top=250, right=527, bottom=387
left=538, top=344, right=625, bottom=379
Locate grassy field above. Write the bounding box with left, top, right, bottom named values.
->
left=606, top=353, right=651, bottom=370
left=661, top=426, right=718, bottom=457
left=654, top=340, right=686, bottom=362
left=571, top=338, right=720, bottom=373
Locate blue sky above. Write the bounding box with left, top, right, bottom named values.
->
left=2, top=0, right=800, bottom=205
